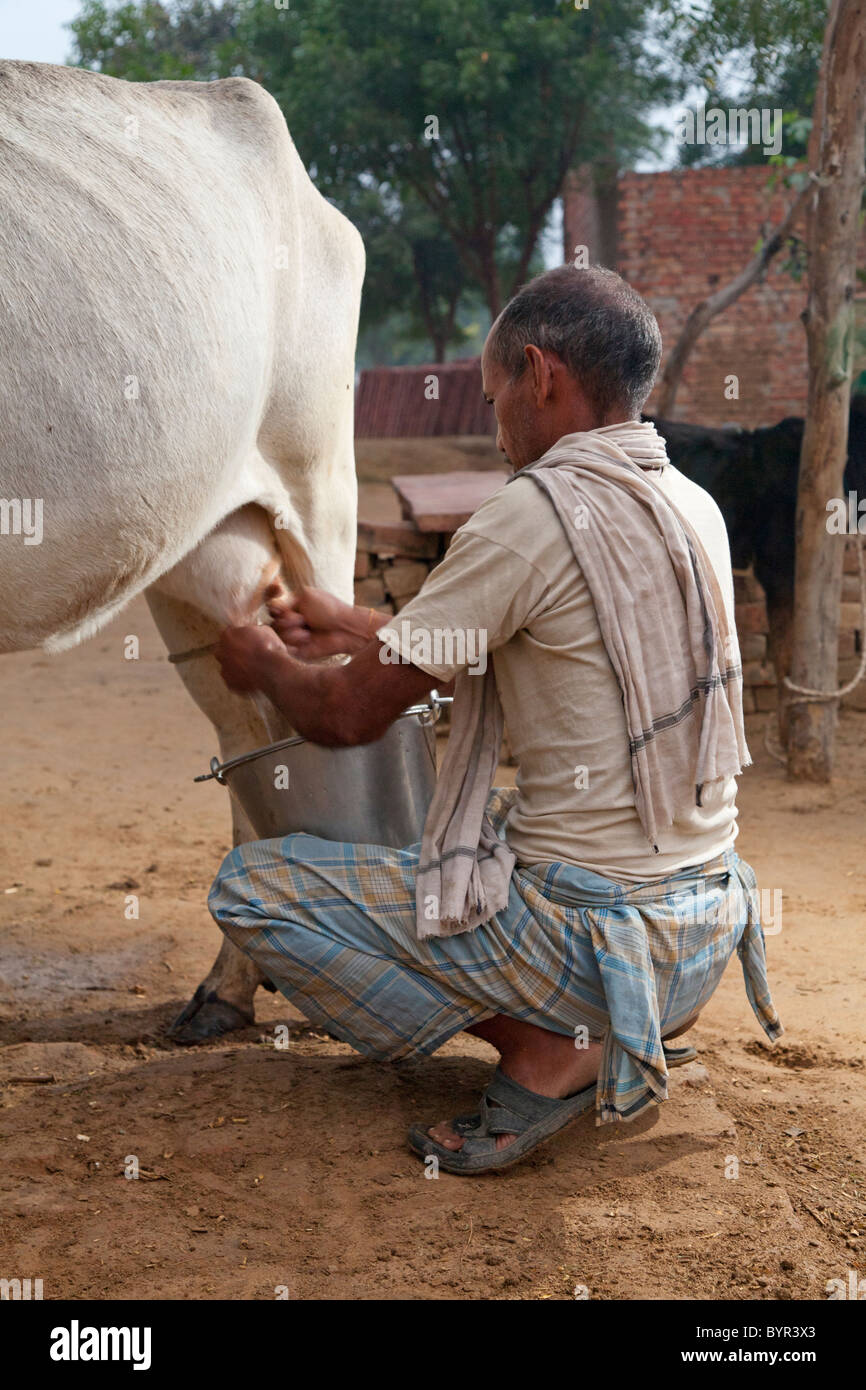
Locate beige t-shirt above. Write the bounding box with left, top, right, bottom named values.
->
left=384, top=459, right=741, bottom=884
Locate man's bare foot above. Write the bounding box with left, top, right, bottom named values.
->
left=427, top=1016, right=602, bottom=1153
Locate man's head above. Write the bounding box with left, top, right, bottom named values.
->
left=481, top=264, right=662, bottom=470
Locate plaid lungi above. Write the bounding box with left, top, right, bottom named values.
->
left=209, top=787, right=782, bottom=1124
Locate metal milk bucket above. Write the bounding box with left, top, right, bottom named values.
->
left=195, top=693, right=451, bottom=849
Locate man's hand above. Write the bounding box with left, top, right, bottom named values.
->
left=214, top=614, right=436, bottom=746
left=213, top=623, right=289, bottom=694
left=268, top=586, right=380, bottom=660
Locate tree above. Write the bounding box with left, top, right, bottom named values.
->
left=72, top=0, right=672, bottom=353
left=344, top=185, right=483, bottom=362
left=658, top=0, right=823, bottom=96
left=786, top=0, right=866, bottom=781
left=69, top=0, right=243, bottom=79
left=247, top=0, right=671, bottom=320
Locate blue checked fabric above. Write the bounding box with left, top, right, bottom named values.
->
left=209, top=787, right=782, bottom=1125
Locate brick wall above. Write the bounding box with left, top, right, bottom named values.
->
left=620, top=166, right=810, bottom=428
left=563, top=164, right=866, bottom=430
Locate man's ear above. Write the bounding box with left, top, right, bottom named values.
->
left=524, top=344, right=553, bottom=407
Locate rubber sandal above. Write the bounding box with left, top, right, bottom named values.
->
left=408, top=1067, right=596, bottom=1176
left=447, top=1044, right=695, bottom=1139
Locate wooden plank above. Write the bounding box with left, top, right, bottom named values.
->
left=391, top=470, right=508, bottom=532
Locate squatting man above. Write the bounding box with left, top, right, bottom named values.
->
left=210, top=264, right=781, bottom=1176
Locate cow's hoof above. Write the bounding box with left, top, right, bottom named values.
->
left=168, top=985, right=254, bottom=1044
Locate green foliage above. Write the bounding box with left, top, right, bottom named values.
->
left=70, top=1, right=830, bottom=358
left=70, top=0, right=672, bottom=356
left=663, top=0, right=823, bottom=173
left=239, top=0, right=672, bottom=312
left=338, top=182, right=472, bottom=358
left=71, top=0, right=243, bottom=80
left=657, top=0, right=824, bottom=94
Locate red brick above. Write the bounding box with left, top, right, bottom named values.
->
left=839, top=659, right=866, bottom=710
left=391, top=471, right=508, bottom=532
left=734, top=570, right=764, bottom=604
left=742, top=661, right=776, bottom=687
left=839, top=602, right=863, bottom=633
left=383, top=559, right=430, bottom=599
left=739, top=633, right=767, bottom=662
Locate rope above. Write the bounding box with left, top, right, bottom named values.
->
left=782, top=536, right=866, bottom=704
left=166, top=617, right=272, bottom=664
left=763, top=715, right=789, bottom=766
left=166, top=641, right=217, bottom=665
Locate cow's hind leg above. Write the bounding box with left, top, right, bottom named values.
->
left=169, top=807, right=273, bottom=1041
left=145, top=544, right=294, bottom=1042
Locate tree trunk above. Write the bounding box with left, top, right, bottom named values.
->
left=476, top=237, right=501, bottom=322
left=787, top=0, right=866, bottom=781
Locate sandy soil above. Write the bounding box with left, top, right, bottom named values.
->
left=0, top=595, right=864, bottom=1301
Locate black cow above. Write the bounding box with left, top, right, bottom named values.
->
left=647, top=396, right=866, bottom=696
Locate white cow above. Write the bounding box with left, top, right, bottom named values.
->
left=0, top=62, right=364, bottom=1040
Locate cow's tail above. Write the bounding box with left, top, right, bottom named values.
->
left=269, top=512, right=315, bottom=594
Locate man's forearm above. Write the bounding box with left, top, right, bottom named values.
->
left=248, top=601, right=390, bottom=742
left=256, top=649, right=359, bottom=745
left=216, top=599, right=442, bottom=745
left=256, top=632, right=436, bottom=746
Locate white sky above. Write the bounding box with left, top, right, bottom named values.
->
left=0, top=0, right=82, bottom=64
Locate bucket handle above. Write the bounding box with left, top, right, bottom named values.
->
left=405, top=688, right=453, bottom=725
left=194, top=690, right=453, bottom=784
left=196, top=755, right=227, bottom=786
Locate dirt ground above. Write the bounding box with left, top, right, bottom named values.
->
left=1, top=594, right=864, bottom=1301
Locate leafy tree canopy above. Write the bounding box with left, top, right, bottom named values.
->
left=69, top=0, right=826, bottom=356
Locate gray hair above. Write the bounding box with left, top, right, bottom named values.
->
left=488, top=265, right=662, bottom=418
